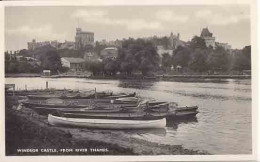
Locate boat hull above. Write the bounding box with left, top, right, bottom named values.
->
left=30, top=107, right=138, bottom=115
left=22, top=101, right=88, bottom=108
left=48, top=114, right=166, bottom=129
left=27, top=92, right=136, bottom=100
left=60, top=112, right=167, bottom=120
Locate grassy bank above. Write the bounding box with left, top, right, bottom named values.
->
left=5, top=96, right=209, bottom=155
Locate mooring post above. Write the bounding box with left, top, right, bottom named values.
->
left=95, top=88, right=97, bottom=99
left=46, top=81, right=48, bottom=89
left=13, top=84, right=15, bottom=96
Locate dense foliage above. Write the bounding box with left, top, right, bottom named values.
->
left=161, top=36, right=251, bottom=74
left=5, top=36, right=251, bottom=76
left=5, top=49, right=67, bottom=74
left=85, top=38, right=160, bottom=76
left=39, top=50, right=64, bottom=74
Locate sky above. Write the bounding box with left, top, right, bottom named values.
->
left=5, top=5, right=250, bottom=51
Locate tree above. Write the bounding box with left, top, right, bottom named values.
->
left=190, top=36, right=207, bottom=49
left=161, top=53, right=172, bottom=70
left=84, top=44, right=94, bottom=52
left=103, top=58, right=119, bottom=75
left=172, top=46, right=191, bottom=68
left=40, top=50, right=62, bottom=74
left=208, top=46, right=230, bottom=72
left=18, top=49, right=30, bottom=57
left=160, top=36, right=170, bottom=49
left=118, top=49, right=138, bottom=75
left=117, top=38, right=159, bottom=75
left=189, top=48, right=209, bottom=72
left=85, top=60, right=104, bottom=76
left=232, top=46, right=251, bottom=71
left=94, top=42, right=107, bottom=56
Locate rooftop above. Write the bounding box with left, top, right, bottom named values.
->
left=103, top=47, right=118, bottom=50
left=200, top=28, right=213, bottom=37
left=62, top=57, right=85, bottom=63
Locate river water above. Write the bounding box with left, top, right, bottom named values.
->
left=5, top=77, right=252, bottom=154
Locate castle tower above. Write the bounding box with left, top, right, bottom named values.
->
left=75, top=28, right=94, bottom=50
left=200, top=27, right=215, bottom=48
left=169, top=32, right=180, bottom=50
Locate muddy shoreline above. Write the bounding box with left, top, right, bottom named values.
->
left=5, top=96, right=209, bottom=155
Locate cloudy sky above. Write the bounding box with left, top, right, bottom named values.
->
left=5, top=5, right=250, bottom=51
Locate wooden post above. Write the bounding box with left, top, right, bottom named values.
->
left=13, top=85, right=15, bottom=96
left=95, top=88, right=97, bottom=99
left=46, top=81, right=48, bottom=89
left=25, top=84, right=27, bottom=91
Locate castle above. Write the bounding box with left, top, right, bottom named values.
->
left=200, top=27, right=216, bottom=49
left=75, top=28, right=94, bottom=50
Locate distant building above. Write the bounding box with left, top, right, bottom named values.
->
left=169, top=32, right=182, bottom=50
left=216, top=42, right=232, bottom=51
left=100, top=47, right=118, bottom=60
left=83, top=52, right=99, bottom=62
left=50, top=40, right=59, bottom=48
left=27, top=39, right=37, bottom=50
left=58, top=40, right=75, bottom=50
left=200, top=27, right=215, bottom=49
left=43, top=70, right=51, bottom=76
left=98, top=39, right=122, bottom=48
left=27, top=39, right=52, bottom=51
left=75, top=28, right=94, bottom=50
left=157, top=45, right=173, bottom=56
left=61, top=57, right=85, bottom=71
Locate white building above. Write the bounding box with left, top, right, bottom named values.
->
left=157, top=45, right=173, bottom=56
left=61, top=57, right=85, bottom=71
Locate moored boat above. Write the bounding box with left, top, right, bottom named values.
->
left=30, top=106, right=139, bottom=115
left=174, top=106, right=198, bottom=112
left=48, top=114, right=166, bottom=129
left=21, top=98, right=89, bottom=108
left=174, top=110, right=199, bottom=117
left=167, top=106, right=199, bottom=119
left=27, top=92, right=136, bottom=100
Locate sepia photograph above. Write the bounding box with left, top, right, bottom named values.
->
left=1, top=0, right=258, bottom=161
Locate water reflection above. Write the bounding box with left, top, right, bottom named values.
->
left=121, top=117, right=198, bottom=137
left=5, top=77, right=252, bottom=154
left=118, top=80, right=156, bottom=89
left=123, top=128, right=167, bottom=137
left=166, top=117, right=198, bottom=130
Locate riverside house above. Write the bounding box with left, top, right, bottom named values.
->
left=61, top=57, right=85, bottom=72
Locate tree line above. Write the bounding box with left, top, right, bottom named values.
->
left=5, top=36, right=251, bottom=76
left=161, top=36, right=251, bottom=74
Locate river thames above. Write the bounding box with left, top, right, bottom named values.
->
left=5, top=77, right=252, bottom=154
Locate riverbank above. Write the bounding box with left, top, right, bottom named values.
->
left=5, top=73, right=251, bottom=79
left=5, top=96, right=209, bottom=155
left=5, top=73, right=41, bottom=77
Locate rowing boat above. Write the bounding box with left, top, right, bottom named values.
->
left=174, top=106, right=198, bottom=112
left=27, top=92, right=136, bottom=100
left=57, top=110, right=167, bottom=120
left=21, top=99, right=89, bottom=108
left=48, top=114, right=166, bottom=129
left=30, top=106, right=139, bottom=115
left=167, top=106, right=199, bottom=119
